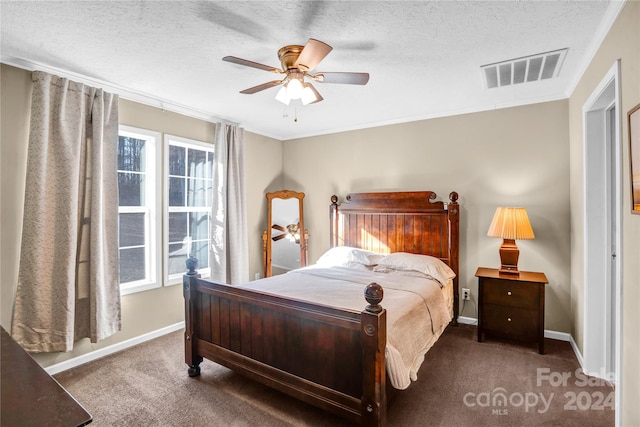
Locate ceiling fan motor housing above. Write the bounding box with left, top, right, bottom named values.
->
left=278, top=45, right=305, bottom=70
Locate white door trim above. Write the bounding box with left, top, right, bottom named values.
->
left=581, top=59, right=622, bottom=426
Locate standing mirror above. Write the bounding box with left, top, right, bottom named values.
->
left=263, top=190, right=308, bottom=277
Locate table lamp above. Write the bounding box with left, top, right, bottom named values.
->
left=487, top=207, right=535, bottom=275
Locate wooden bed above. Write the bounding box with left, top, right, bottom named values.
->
left=183, top=191, right=459, bottom=426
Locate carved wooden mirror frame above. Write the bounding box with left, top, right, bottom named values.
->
left=263, top=190, right=308, bottom=277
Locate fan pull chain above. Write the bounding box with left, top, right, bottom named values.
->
left=281, top=104, right=300, bottom=123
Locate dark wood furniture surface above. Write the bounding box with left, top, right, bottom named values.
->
left=184, top=191, right=459, bottom=426
left=1, top=327, right=92, bottom=427
left=476, top=267, right=548, bottom=354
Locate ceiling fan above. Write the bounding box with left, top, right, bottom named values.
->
left=272, top=223, right=300, bottom=243
left=223, top=38, right=369, bottom=105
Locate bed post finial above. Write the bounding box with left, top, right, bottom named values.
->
left=449, top=191, right=459, bottom=204
left=185, top=256, right=199, bottom=276
left=364, top=283, right=384, bottom=313
left=330, top=195, right=339, bottom=248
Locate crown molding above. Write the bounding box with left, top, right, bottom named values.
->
left=1, top=55, right=240, bottom=128
left=565, top=0, right=627, bottom=97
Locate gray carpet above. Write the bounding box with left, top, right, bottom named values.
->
left=54, top=324, right=614, bottom=426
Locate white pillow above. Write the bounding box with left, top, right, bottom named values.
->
left=315, top=246, right=385, bottom=268
left=373, top=252, right=455, bottom=286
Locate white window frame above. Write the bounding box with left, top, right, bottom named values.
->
left=164, top=134, right=214, bottom=285
left=118, top=125, right=162, bottom=295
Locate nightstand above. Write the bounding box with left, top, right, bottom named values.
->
left=476, top=267, right=549, bottom=354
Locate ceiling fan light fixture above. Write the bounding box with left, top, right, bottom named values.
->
left=301, top=84, right=320, bottom=105
left=286, top=77, right=304, bottom=99
left=275, top=85, right=291, bottom=105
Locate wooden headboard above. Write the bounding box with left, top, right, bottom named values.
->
left=330, top=191, right=460, bottom=321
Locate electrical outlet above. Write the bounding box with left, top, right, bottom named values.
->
left=462, top=288, right=471, bottom=301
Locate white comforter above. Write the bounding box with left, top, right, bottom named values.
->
left=237, top=266, right=452, bottom=389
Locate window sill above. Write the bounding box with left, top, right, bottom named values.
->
left=120, top=281, right=161, bottom=296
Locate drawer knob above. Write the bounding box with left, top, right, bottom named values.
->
left=507, top=291, right=512, bottom=296
left=507, top=317, right=512, bottom=322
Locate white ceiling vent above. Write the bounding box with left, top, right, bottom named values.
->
left=481, top=48, right=568, bottom=89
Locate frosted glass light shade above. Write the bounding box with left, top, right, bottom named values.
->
left=301, top=85, right=320, bottom=105
left=275, top=86, right=291, bottom=105
left=487, top=207, right=535, bottom=240
left=286, top=78, right=303, bottom=99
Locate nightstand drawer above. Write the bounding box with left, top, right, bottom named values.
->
left=481, top=278, right=539, bottom=309
left=483, top=304, right=539, bottom=341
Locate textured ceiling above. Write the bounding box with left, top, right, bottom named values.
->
left=0, top=1, right=619, bottom=140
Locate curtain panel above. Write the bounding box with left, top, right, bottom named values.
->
left=12, top=71, right=121, bottom=352
left=210, top=123, right=249, bottom=285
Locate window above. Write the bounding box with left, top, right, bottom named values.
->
left=165, top=135, right=214, bottom=283
left=117, top=126, right=160, bottom=295
left=117, top=127, right=213, bottom=294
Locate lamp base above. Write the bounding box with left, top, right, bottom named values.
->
left=498, top=239, right=520, bottom=275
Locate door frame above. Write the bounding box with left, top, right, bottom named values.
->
left=582, top=60, right=622, bottom=425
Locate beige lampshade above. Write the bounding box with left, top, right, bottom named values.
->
left=487, top=207, right=535, bottom=240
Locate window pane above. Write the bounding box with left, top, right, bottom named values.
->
left=169, top=145, right=185, bottom=176
left=118, top=136, right=145, bottom=172
left=119, top=247, right=145, bottom=283
left=168, top=243, right=188, bottom=275
left=167, top=141, right=213, bottom=280
left=169, top=177, right=185, bottom=206
left=118, top=172, right=144, bottom=206
left=190, top=212, right=209, bottom=240
left=119, top=213, right=145, bottom=247
left=187, top=178, right=207, bottom=207
left=191, top=241, right=209, bottom=269
left=188, top=149, right=207, bottom=179
left=168, top=212, right=188, bottom=244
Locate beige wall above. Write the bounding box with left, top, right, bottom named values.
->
left=0, top=64, right=282, bottom=367
left=568, top=2, right=640, bottom=425
left=283, top=100, right=571, bottom=333
left=245, top=130, right=284, bottom=279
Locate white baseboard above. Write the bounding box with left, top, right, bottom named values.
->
left=457, top=316, right=478, bottom=325
left=456, top=316, right=574, bottom=343
left=543, top=329, right=572, bottom=343
left=44, top=319, right=586, bottom=379
left=45, top=321, right=185, bottom=375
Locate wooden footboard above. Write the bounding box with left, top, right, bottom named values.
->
left=183, top=258, right=387, bottom=426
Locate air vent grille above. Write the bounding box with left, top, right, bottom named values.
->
left=481, top=48, right=568, bottom=89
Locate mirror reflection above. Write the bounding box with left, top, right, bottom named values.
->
left=263, top=190, right=308, bottom=277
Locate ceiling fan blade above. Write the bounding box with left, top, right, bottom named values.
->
left=272, top=224, right=285, bottom=232
left=240, top=80, right=283, bottom=94
left=197, top=3, right=274, bottom=42
left=223, top=56, right=283, bottom=74
left=272, top=234, right=286, bottom=241
left=316, top=72, right=370, bottom=85
left=294, top=39, right=332, bottom=72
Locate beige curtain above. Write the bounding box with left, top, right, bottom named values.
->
left=12, top=71, right=121, bottom=352
left=210, top=123, right=249, bottom=284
